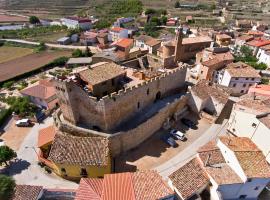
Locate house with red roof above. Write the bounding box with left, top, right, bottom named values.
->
left=245, top=38, right=270, bottom=56
left=109, top=27, right=128, bottom=42
left=20, top=79, right=58, bottom=110
left=168, top=137, right=270, bottom=200
left=75, top=170, right=175, bottom=200
left=113, top=38, right=134, bottom=59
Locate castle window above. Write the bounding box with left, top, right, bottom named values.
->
left=147, top=89, right=150, bottom=95
left=137, top=102, right=140, bottom=109
left=111, top=79, right=115, bottom=86
left=61, top=168, right=66, bottom=173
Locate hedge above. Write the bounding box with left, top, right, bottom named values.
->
left=0, top=109, right=12, bottom=127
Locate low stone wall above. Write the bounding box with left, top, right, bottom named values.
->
left=54, top=94, right=189, bottom=157
left=109, top=95, right=188, bottom=156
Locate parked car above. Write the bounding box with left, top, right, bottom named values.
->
left=181, top=118, right=196, bottom=128
left=161, top=135, right=177, bottom=148
left=170, top=129, right=186, bottom=141
left=15, top=119, right=32, bottom=127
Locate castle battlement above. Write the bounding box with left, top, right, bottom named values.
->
left=55, top=65, right=187, bottom=105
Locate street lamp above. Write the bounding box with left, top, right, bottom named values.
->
left=25, top=146, right=38, bottom=157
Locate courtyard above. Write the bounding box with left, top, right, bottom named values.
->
left=115, top=113, right=212, bottom=172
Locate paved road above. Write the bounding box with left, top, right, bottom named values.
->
left=4, top=117, right=78, bottom=189
left=155, top=120, right=229, bottom=178
left=1, top=39, right=100, bottom=53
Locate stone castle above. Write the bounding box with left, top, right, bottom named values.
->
left=53, top=59, right=188, bottom=155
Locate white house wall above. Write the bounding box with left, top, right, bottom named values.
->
left=217, top=140, right=247, bottom=181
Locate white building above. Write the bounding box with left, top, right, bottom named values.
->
left=214, top=62, right=261, bottom=96
left=188, top=80, right=231, bottom=120
left=228, top=95, right=270, bottom=163
left=134, top=35, right=161, bottom=54
left=257, top=44, right=270, bottom=67
left=168, top=137, right=270, bottom=200
left=61, top=17, right=92, bottom=30
left=109, top=27, right=128, bottom=42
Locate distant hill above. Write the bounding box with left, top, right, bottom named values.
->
left=0, top=0, right=94, bottom=17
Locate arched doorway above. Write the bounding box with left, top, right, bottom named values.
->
left=155, top=91, right=161, bottom=102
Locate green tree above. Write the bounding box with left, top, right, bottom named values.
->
left=175, top=1, right=180, bottom=8
left=161, top=16, right=168, bottom=25
left=29, top=16, right=40, bottom=24
left=150, top=17, right=161, bottom=26
left=0, top=146, right=16, bottom=166
left=72, top=49, right=84, bottom=58
left=240, top=46, right=253, bottom=57
left=145, top=8, right=156, bottom=15
left=84, top=46, right=93, bottom=57
left=35, top=42, right=46, bottom=52
left=144, top=22, right=159, bottom=38
left=0, top=175, right=15, bottom=200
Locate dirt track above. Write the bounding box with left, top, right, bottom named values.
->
left=0, top=50, right=71, bottom=82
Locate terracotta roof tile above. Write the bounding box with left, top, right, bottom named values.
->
left=216, top=34, right=232, bottom=40
left=37, top=125, right=56, bottom=148
left=219, top=136, right=261, bottom=152
left=226, top=62, right=261, bottom=78
left=169, top=158, right=209, bottom=200
left=115, top=38, right=133, bottom=48
left=132, top=171, right=174, bottom=200
left=48, top=133, right=109, bottom=166
left=234, top=151, right=270, bottom=178
left=12, top=185, right=43, bottom=200
left=102, top=173, right=136, bottom=200
left=110, top=27, right=126, bottom=33
left=191, top=80, right=231, bottom=104
left=20, top=79, right=56, bottom=100
left=205, top=164, right=243, bottom=185
left=75, top=178, right=103, bottom=200
left=79, top=62, right=126, bottom=85
left=246, top=38, right=270, bottom=47
left=75, top=171, right=173, bottom=200
left=145, top=39, right=161, bottom=47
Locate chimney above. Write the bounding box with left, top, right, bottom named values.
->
left=174, top=27, right=183, bottom=63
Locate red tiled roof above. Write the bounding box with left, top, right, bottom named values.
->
left=12, top=185, right=43, bottom=200
left=169, top=158, right=209, bottom=200
left=76, top=178, right=103, bottom=200
left=102, top=173, right=136, bottom=200
left=20, top=79, right=56, bottom=101
left=246, top=38, right=270, bottom=47
left=37, top=125, right=56, bottom=148
left=115, top=38, right=133, bottom=48
left=75, top=171, right=174, bottom=200
left=247, top=30, right=264, bottom=36
left=219, top=136, right=261, bottom=152
left=110, top=27, right=126, bottom=33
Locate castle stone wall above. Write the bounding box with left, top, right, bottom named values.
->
left=55, top=66, right=187, bottom=132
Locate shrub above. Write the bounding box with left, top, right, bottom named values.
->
left=2, top=81, right=14, bottom=89
left=0, top=109, right=12, bottom=127
left=29, top=16, right=40, bottom=24
left=0, top=175, right=15, bottom=200
left=72, top=49, right=84, bottom=58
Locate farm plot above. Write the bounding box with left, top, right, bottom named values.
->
left=0, top=46, right=33, bottom=63
left=0, top=50, right=71, bottom=82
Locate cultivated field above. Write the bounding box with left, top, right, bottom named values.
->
left=0, top=50, right=71, bottom=82
left=0, top=46, right=33, bottom=63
